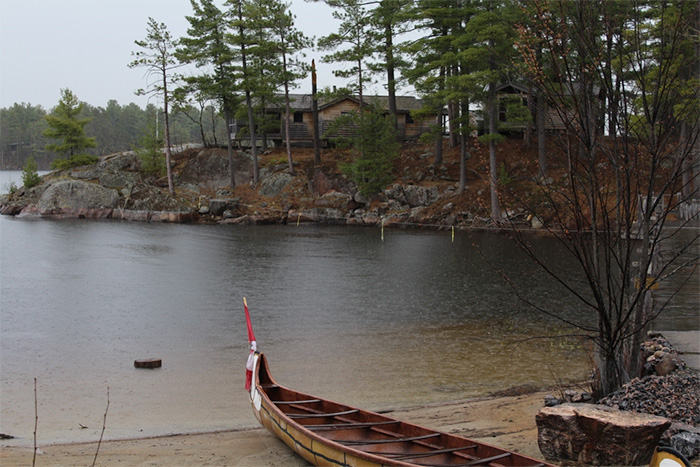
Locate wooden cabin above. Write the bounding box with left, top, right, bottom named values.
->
left=482, top=83, right=568, bottom=134
left=230, top=94, right=444, bottom=147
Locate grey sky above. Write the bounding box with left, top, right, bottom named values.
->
left=0, top=0, right=371, bottom=110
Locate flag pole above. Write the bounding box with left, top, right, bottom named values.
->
left=244, top=297, right=257, bottom=391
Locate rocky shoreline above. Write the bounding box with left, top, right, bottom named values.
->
left=538, top=332, right=700, bottom=463
left=0, top=147, right=533, bottom=229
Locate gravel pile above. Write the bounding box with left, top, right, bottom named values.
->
left=598, top=369, right=700, bottom=426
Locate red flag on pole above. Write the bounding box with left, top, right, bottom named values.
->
left=244, top=297, right=256, bottom=391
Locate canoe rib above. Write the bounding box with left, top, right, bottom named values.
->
left=250, top=352, right=556, bottom=467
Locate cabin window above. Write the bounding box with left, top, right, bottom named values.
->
left=293, top=112, right=303, bottom=123
left=406, top=113, right=414, bottom=124
left=499, top=102, right=508, bottom=122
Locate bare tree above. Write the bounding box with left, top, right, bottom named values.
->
left=511, top=0, right=699, bottom=397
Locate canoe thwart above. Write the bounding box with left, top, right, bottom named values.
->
left=339, top=432, right=441, bottom=446
left=288, top=409, right=359, bottom=419
left=307, top=420, right=400, bottom=431
left=380, top=445, right=478, bottom=460
left=464, top=452, right=512, bottom=465
left=273, top=399, right=321, bottom=405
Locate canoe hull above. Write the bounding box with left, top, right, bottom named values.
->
left=249, top=353, right=554, bottom=467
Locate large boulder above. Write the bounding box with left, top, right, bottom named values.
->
left=180, top=149, right=252, bottom=188
left=259, top=171, right=294, bottom=197
left=536, top=403, right=671, bottom=466
left=25, top=180, right=120, bottom=218
left=403, top=184, right=439, bottom=207
left=310, top=168, right=353, bottom=196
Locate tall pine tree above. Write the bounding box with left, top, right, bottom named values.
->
left=129, top=18, right=180, bottom=196
left=178, top=0, right=241, bottom=188
left=44, top=88, right=97, bottom=169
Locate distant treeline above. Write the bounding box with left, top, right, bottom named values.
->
left=0, top=101, right=227, bottom=170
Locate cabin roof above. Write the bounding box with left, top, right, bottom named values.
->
left=270, top=94, right=430, bottom=114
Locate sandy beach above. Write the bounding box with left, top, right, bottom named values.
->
left=1, top=389, right=549, bottom=466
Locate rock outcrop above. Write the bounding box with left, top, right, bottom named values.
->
left=0, top=152, right=199, bottom=222
left=0, top=147, right=532, bottom=228
left=20, top=180, right=120, bottom=219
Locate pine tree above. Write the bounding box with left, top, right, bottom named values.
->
left=463, top=0, right=520, bottom=222
left=404, top=0, right=477, bottom=190
left=21, top=156, right=41, bottom=188
left=129, top=17, right=179, bottom=196
left=333, top=106, right=400, bottom=197
left=265, top=0, right=311, bottom=174
left=318, top=0, right=377, bottom=107
left=43, top=88, right=97, bottom=169
left=177, top=0, right=240, bottom=187
left=227, top=0, right=261, bottom=185
left=368, top=0, right=413, bottom=129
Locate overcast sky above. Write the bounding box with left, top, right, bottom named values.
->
left=0, top=0, right=377, bottom=110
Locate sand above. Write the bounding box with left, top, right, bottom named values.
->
left=1, top=390, right=549, bottom=466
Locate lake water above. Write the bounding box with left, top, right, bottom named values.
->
left=1, top=170, right=697, bottom=447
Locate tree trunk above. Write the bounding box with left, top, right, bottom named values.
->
left=489, top=90, right=499, bottom=223
left=457, top=100, right=469, bottom=194
left=537, top=90, right=546, bottom=180
left=162, top=73, right=175, bottom=196
left=525, top=84, right=533, bottom=146
left=595, top=346, right=627, bottom=399
left=435, top=113, right=443, bottom=166
left=385, top=21, right=398, bottom=132
left=283, top=55, right=294, bottom=175
left=237, top=0, right=259, bottom=185
left=435, top=65, right=445, bottom=166
left=224, top=104, right=235, bottom=188
left=312, top=60, right=321, bottom=165
left=488, top=42, right=499, bottom=223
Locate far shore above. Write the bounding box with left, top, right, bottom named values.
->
left=1, top=389, right=551, bottom=466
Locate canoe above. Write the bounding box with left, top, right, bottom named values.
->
left=248, top=352, right=556, bottom=467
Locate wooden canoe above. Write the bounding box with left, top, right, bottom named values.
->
left=248, top=352, right=556, bottom=467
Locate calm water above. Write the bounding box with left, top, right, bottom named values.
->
left=1, top=171, right=697, bottom=447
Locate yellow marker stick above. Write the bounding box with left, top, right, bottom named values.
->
left=297, top=212, right=301, bottom=226
left=452, top=226, right=455, bottom=242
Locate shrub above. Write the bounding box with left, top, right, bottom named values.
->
left=21, top=156, right=42, bottom=188
left=330, top=106, right=400, bottom=197
left=133, top=121, right=165, bottom=178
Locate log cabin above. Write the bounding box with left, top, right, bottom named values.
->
left=230, top=94, right=445, bottom=148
